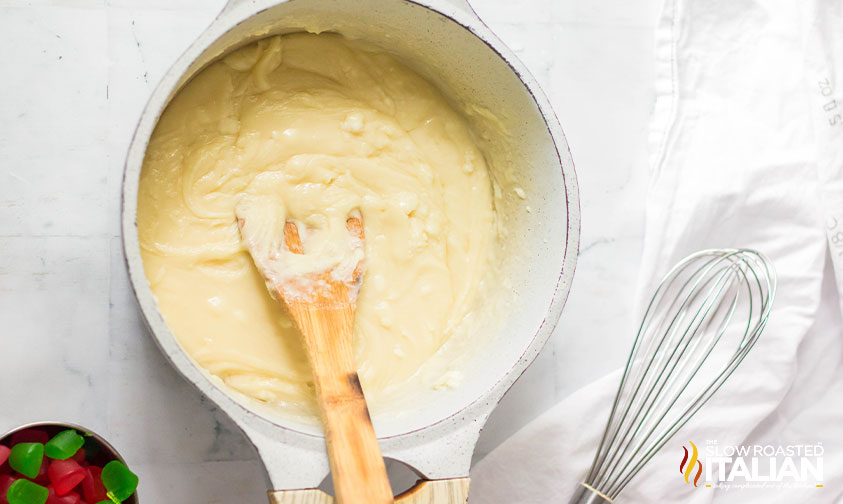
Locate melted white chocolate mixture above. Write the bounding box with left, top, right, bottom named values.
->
left=138, top=33, right=495, bottom=418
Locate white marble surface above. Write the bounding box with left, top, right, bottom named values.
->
left=0, top=0, right=658, bottom=501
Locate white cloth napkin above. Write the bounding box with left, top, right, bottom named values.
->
left=470, top=0, right=843, bottom=502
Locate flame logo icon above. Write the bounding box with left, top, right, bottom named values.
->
left=680, top=441, right=703, bottom=487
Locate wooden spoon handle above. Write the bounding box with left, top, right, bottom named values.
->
left=289, top=302, right=393, bottom=504
left=320, top=370, right=392, bottom=504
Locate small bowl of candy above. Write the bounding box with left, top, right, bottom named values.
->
left=0, top=423, right=138, bottom=504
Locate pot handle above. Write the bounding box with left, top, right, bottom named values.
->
left=267, top=478, right=470, bottom=504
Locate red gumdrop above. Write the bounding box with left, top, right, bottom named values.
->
left=80, top=467, right=106, bottom=503
left=10, top=430, right=49, bottom=446
left=32, top=455, right=51, bottom=484
left=0, top=446, right=9, bottom=467
left=70, top=449, right=85, bottom=464
left=0, top=475, right=17, bottom=504
left=48, top=459, right=86, bottom=496
left=47, top=485, right=82, bottom=504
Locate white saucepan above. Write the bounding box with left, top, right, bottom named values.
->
left=122, top=0, right=580, bottom=501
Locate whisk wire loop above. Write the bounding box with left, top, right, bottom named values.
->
left=600, top=263, right=742, bottom=492
left=590, top=254, right=739, bottom=486
left=577, top=249, right=776, bottom=501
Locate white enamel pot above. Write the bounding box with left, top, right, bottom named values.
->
left=121, top=0, right=580, bottom=501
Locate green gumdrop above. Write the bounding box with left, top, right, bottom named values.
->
left=6, top=479, right=49, bottom=504
left=45, top=429, right=85, bottom=460
left=101, top=461, right=138, bottom=501
left=8, top=443, right=44, bottom=479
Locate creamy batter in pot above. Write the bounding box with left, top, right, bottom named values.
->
left=138, top=33, right=497, bottom=419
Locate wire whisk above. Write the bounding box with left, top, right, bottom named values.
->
left=570, top=249, right=776, bottom=503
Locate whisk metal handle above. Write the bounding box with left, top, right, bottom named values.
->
left=568, top=484, right=613, bottom=504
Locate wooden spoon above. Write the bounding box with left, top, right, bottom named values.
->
left=238, top=214, right=394, bottom=504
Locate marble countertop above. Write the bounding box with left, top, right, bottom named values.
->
left=0, top=0, right=657, bottom=500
